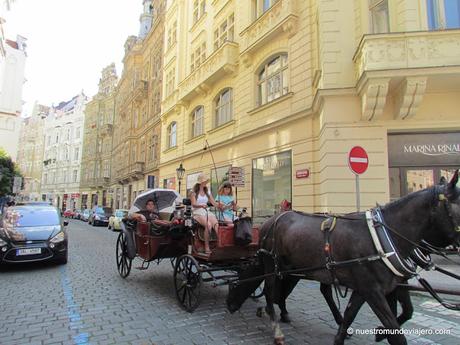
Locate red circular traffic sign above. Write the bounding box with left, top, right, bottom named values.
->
left=348, top=146, right=368, bottom=175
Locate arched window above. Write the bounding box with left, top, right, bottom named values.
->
left=191, top=106, right=204, bottom=138
left=215, top=88, right=233, bottom=127
left=168, top=122, right=177, bottom=148
left=257, top=54, right=288, bottom=106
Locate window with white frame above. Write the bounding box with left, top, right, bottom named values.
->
left=427, top=0, right=460, bottom=29
left=167, top=21, right=177, bottom=48
left=75, top=127, right=80, bottom=139
left=214, top=13, right=234, bottom=51
left=149, top=134, right=158, bottom=161
left=254, top=0, right=279, bottom=19
left=215, top=88, right=233, bottom=127
left=74, top=147, right=79, bottom=161
left=73, top=170, right=78, bottom=183
left=193, top=0, right=206, bottom=24
left=103, top=161, right=110, bottom=178
left=369, top=0, right=389, bottom=33
left=258, top=54, right=289, bottom=106
left=167, top=122, right=177, bottom=148
left=165, top=68, right=175, bottom=97
left=191, top=106, right=204, bottom=138
left=190, top=42, right=207, bottom=71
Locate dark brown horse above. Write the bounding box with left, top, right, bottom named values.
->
left=227, top=171, right=460, bottom=345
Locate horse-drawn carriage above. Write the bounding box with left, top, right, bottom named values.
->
left=115, top=188, right=260, bottom=311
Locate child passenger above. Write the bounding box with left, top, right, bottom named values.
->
left=216, top=181, right=238, bottom=222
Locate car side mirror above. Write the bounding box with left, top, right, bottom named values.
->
left=63, top=221, right=69, bottom=227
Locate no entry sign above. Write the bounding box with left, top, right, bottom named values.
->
left=348, top=146, right=368, bottom=175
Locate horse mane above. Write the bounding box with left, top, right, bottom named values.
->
left=382, top=185, right=439, bottom=213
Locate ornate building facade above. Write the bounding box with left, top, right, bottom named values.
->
left=111, top=0, right=165, bottom=209
left=16, top=103, right=49, bottom=201
left=80, top=63, right=118, bottom=209
left=158, top=0, right=460, bottom=219
left=41, top=92, right=87, bottom=210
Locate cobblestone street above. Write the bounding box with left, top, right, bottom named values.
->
left=1, top=220, right=459, bottom=345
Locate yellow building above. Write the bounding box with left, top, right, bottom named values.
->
left=80, top=63, right=118, bottom=209
left=111, top=0, right=165, bottom=209
left=16, top=103, right=49, bottom=201
left=159, top=0, right=460, bottom=220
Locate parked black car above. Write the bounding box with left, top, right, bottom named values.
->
left=0, top=204, right=68, bottom=265
left=88, top=206, right=112, bottom=226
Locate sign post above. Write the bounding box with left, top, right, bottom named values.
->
left=348, top=146, right=369, bottom=212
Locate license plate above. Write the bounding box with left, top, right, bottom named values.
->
left=16, top=248, right=41, bottom=256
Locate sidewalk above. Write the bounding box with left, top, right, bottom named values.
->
left=407, top=254, right=460, bottom=297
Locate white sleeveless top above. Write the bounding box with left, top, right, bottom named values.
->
left=196, top=193, right=209, bottom=205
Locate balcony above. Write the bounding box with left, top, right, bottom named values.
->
left=116, top=162, right=145, bottom=184
left=353, top=30, right=460, bottom=121
left=239, top=0, right=298, bottom=66
left=133, top=80, right=148, bottom=103
left=178, top=42, right=239, bottom=102
left=99, top=123, right=113, bottom=136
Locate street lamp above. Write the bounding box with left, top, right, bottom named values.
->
left=176, top=163, right=185, bottom=194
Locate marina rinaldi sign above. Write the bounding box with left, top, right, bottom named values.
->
left=348, top=146, right=369, bottom=175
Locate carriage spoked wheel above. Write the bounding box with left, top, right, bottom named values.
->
left=116, top=232, right=132, bottom=278
left=174, top=254, right=202, bottom=312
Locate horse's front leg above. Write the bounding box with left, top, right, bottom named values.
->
left=334, top=291, right=365, bottom=345
left=264, top=275, right=285, bottom=345
left=320, top=283, right=344, bottom=326
left=278, top=277, right=299, bottom=323
left=365, top=289, right=407, bottom=345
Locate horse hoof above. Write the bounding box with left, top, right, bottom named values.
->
left=274, top=336, right=285, bottom=345
left=256, top=307, right=264, bottom=318
left=280, top=314, right=291, bottom=323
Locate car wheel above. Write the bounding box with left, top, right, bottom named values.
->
left=92, top=220, right=97, bottom=227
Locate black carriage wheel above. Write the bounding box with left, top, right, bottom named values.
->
left=170, top=257, right=177, bottom=269
left=116, top=232, right=132, bottom=278
left=174, top=254, right=202, bottom=312
left=251, top=281, right=264, bottom=299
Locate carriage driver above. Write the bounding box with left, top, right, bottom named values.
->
left=129, top=199, right=159, bottom=222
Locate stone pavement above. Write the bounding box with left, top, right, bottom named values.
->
left=0, top=220, right=459, bottom=345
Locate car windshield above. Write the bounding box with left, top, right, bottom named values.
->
left=115, top=210, right=127, bottom=217
left=5, top=206, right=60, bottom=227
left=95, top=207, right=111, bottom=215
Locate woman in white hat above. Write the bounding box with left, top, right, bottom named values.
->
left=190, top=172, right=219, bottom=253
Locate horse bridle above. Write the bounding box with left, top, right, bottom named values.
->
left=437, top=190, right=460, bottom=236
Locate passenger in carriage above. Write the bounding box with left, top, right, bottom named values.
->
left=190, top=173, right=219, bottom=254
left=129, top=199, right=159, bottom=222
left=215, top=181, right=238, bottom=223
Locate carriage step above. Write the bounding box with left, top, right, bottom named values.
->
left=135, top=266, right=149, bottom=270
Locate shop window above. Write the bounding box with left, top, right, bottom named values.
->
left=191, top=106, right=204, bottom=138
left=186, top=172, right=202, bottom=197
left=167, top=122, right=177, bottom=148
left=210, top=166, right=231, bottom=197
left=369, top=0, right=389, bottom=33
left=214, top=88, right=233, bottom=127
left=252, top=151, right=292, bottom=224
left=257, top=54, right=288, bottom=106
left=163, top=177, right=176, bottom=190
left=427, top=0, right=460, bottom=29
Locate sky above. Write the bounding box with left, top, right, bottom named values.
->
left=3, top=0, right=142, bottom=116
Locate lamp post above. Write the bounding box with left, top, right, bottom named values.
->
left=176, top=163, right=185, bottom=194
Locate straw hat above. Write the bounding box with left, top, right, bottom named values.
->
left=196, top=172, right=209, bottom=184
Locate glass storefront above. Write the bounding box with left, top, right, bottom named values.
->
left=388, top=132, right=460, bottom=200
left=252, top=151, right=292, bottom=224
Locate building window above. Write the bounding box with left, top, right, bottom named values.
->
left=215, top=88, right=233, bottom=127
left=191, top=106, right=204, bottom=138
left=258, top=54, right=288, bottom=106
left=73, top=170, right=78, bottom=183
left=165, top=68, right=175, bottom=97
left=193, top=0, right=206, bottom=24
left=167, top=122, right=177, bottom=148
left=369, top=0, right=389, bottom=33
left=167, top=21, right=177, bottom=48
left=149, top=134, right=158, bottom=161
left=427, top=0, right=460, bottom=29
left=75, top=127, right=80, bottom=139
left=254, top=0, right=279, bottom=19
left=252, top=150, right=292, bottom=224
left=190, top=42, right=206, bottom=72
left=214, top=13, right=234, bottom=51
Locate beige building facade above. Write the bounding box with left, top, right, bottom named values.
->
left=158, top=0, right=460, bottom=221
left=16, top=103, right=49, bottom=201
left=111, top=0, right=165, bottom=209
left=80, top=64, right=118, bottom=209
